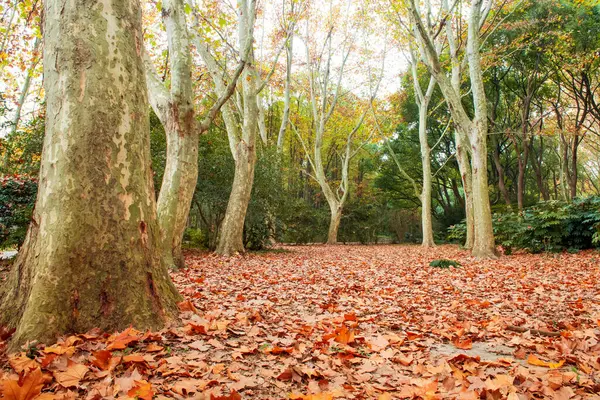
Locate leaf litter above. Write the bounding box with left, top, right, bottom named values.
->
left=1, top=244, right=599, bottom=399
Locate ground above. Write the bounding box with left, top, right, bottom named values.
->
left=1, top=244, right=600, bottom=399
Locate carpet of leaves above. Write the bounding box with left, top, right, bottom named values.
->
left=1, top=244, right=600, bottom=399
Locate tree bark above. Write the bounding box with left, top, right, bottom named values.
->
left=216, top=137, right=257, bottom=255
left=327, top=202, right=342, bottom=244
left=455, top=132, right=474, bottom=249
left=0, top=0, right=180, bottom=350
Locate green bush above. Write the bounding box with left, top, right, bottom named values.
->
left=447, top=197, right=600, bottom=253
left=183, top=227, right=207, bottom=249
left=0, top=175, right=37, bottom=249
left=278, top=198, right=328, bottom=244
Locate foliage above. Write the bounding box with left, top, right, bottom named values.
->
left=0, top=114, right=44, bottom=176
left=429, top=259, right=461, bottom=268
left=0, top=175, right=37, bottom=249
left=182, top=227, right=206, bottom=250
left=448, top=197, right=600, bottom=253
left=277, top=198, right=328, bottom=244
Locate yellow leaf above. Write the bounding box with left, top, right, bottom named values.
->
left=527, top=354, right=565, bottom=369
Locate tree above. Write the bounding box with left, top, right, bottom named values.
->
left=0, top=0, right=180, bottom=350
left=143, top=0, right=246, bottom=268
left=407, top=0, right=497, bottom=257
left=408, top=48, right=436, bottom=247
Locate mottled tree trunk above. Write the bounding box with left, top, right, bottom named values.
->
left=470, top=129, right=496, bottom=257
left=0, top=0, right=180, bottom=350
left=156, top=125, right=199, bottom=268
left=419, top=106, right=435, bottom=247
left=455, top=133, right=474, bottom=249
left=327, top=202, right=342, bottom=244
left=216, top=139, right=257, bottom=255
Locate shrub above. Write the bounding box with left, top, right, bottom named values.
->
left=446, top=197, right=600, bottom=253
left=183, top=227, right=207, bottom=249
left=0, top=175, right=37, bottom=249
left=430, top=259, right=461, bottom=268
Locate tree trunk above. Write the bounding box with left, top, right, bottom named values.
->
left=491, top=135, right=511, bottom=206
left=419, top=105, right=435, bottom=247
left=470, top=127, right=497, bottom=258
left=156, top=124, right=199, bottom=268
left=10, top=37, right=41, bottom=136
left=216, top=140, right=256, bottom=255
left=327, top=202, right=342, bottom=244
left=455, top=133, right=474, bottom=249
left=0, top=0, right=180, bottom=350
left=570, top=136, right=579, bottom=199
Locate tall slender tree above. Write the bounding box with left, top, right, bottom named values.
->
left=408, top=0, right=497, bottom=257
left=143, top=0, right=246, bottom=268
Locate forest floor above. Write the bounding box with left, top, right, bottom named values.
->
left=1, top=244, right=600, bottom=399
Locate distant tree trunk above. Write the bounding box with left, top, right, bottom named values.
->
left=491, top=134, right=511, bottom=206
left=0, top=0, right=180, bottom=350
left=409, top=50, right=436, bottom=247
left=10, top=37, right=41, bottom=136
left=276, top=13, right=293, bottom=153
left=216, top=120, right=258, bottom=255
left=327, top=201, right=342, bottom=244
left=455, top=133, right=474, bottom=249
left=214, top=0, right=259, bottom=256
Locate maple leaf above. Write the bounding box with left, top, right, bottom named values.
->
left=0, top=367, right=45, bottom=400
left=8, top=354, right=39, bottom=374
left=526, top=354, right=565, bottom=369
left=452, top=337, right=473, bottom=350
left=53, top=361, right=89, bottom=388
left=106, top=327, right=141, bottom=350
left=127, top=380, right=154, bottom=400
left=334, top=325, right=355, bottom=345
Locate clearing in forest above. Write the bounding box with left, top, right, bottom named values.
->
left=1, top=244, right=600, bottom=399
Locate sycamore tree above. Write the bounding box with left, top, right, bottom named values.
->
left=0, top=0, right=180, bottom=350
left=404, top=0, right=497, bottom=257
left=291, top=2, right=384, bottom=244
left=142, top=0, right=247, bottom=268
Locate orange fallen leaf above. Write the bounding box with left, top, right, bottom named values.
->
left=128, top=380, right=153, bottom=400
left=122, top=354, right=146, bottom=364
left=106, top=327, right=140, bottom=350
left=53, top=361, right=89, bottom=388
left=178, top=300, right=199, bottom=313
left=527, top=354, right=565, bottom=369
left=1, top=367, right=45, bottom=400
left=8, top=354, right=39, bottom=374
left=210, top=389, right=242, bottom=400
left=145, top=343, right=164, bottom=352
left=334, top=325, right=355, bottom=345
left=290, top=392, right=335, bottom=400
left=90, top=350, right=113, bottom=370
left=452, top=337, right=473, bottom=350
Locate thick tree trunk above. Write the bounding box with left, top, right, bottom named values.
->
left=0, top=0, right=180, bottom=350
left=327, top=202, right=342, bottom=244
left=156, top=124, right=199, bottom=268
left=216, top=141, right=256, bottom=255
